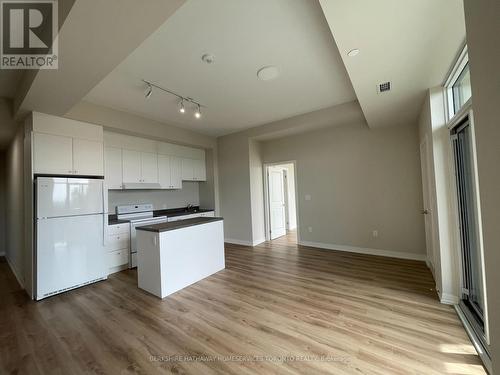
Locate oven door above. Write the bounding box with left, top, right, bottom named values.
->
left=129, top=216, right=167, bottom=268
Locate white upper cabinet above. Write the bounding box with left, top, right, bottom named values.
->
left=122, top=150, right=158, bottom=184
left=170, top=157, right=182, bottom=188
left=105, top=147, right=123, bottom=189
left=140, top=152, right=158, bottom=183
left=33, top=133, right=73, bottom=175
left=193, top=159, right=207, bottom=181
left=31, top=112, right=104, bottom=176
left=181, top=158, right=194, bottom=181
left=103, top=133, right=206, bottom=190
left=73, top=139, right=104, bottom=176
left=122, top=149, right=142, bottom=183
left=181, top=158, right=207, bottom=181
left=159, top=155, right=182, bottom=189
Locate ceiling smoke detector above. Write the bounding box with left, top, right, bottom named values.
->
left=257, top=66, right=279, bottom=81
left=377, top=81, right=391, bottom=93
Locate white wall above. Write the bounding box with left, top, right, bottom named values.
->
left=418, top=88, right=460, bottom=304
left=5, top=126, right=25, bottom=287
left=283, top=163, right=297, bottom=230
left=261, top=122, right=426, bottom=258
left=107, top=182, right=200, bottom=213
left=0, top=151, right=5, bottom=256
left=464, top=0, right=500, bottom=370
left=249, top=140, right=265, bottom=245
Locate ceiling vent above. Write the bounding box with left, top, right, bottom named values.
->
left=377, top=81, right=391, bottom=93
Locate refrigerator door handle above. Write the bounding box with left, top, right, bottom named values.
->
left=102, top=182, right=108, bottom=247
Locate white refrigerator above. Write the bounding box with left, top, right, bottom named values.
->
left=36, top=177, right=107, bottom=300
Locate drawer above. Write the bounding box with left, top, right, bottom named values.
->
left=108, top=249, right=129, bottom=268
left=106, top=234, right=130, bottom=252
left=107, top=223, right=130, bottom=236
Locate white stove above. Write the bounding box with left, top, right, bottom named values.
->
left=116, top=203, right=167, bottom=268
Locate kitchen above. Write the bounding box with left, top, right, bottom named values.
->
left=31, top=111, right=223, bottom=301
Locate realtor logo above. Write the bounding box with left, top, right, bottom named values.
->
left=1, top=0, right=58, bottom=69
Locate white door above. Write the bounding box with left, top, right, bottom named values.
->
left=181, top=158, right=194, bottom=180
left=33, top=133, right=73, bottom=175
left=36, top=214, right=106, bottom=300
left=122, top=149, right=141, bottom=183
left=170, top=157, right=182, bottom=189
left=73, top=138, right=104, bottom=176
left=193, top=159, right=207, bottom=181
left=37, top=177, right=104, bottom=218
left=268, top=167, right=286, bottom=240
left=420, top=138, right=435, bottom=266
left=141, top=152, right=158, bottom=183
left=104, top=147, right=123, bottom=189
left=158, top=154, right=172, bottom=189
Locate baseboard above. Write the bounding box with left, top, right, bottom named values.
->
left=5, top=255, right=25, bottom=289
left=225, top=238, right=254, bottom=247
left=252, top=238, right=266, bottom=246
left=439, top=291, right=459, bottom=305
left=298, top=240, right=427, bottom=261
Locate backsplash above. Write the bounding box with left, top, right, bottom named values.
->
left=107, top=181, right=200, bottom=213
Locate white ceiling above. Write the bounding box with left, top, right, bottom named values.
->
left=84, top=0, right=356, bottom=137
left=319, top=0, right=466, bottom=128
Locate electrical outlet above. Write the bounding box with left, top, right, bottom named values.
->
left=308, top=227, right=313, bottom=233
left=372, top=230, right=378, bottom=238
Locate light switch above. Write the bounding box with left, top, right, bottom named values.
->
left=305, top=194, right=311, bottom=201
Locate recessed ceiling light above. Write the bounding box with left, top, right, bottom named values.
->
left=257, top=66, right=279, bottom=81
left=347, top=49, right=360, bottom=57
left=201, top=54, right=215, bottom=64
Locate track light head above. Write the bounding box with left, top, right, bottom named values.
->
left=145, top=84, right=153, bottom=99
left=179, top=100, right=185, bottom=113
left=194, top=104, right=201, bottom=119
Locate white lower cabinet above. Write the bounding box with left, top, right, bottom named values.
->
left=106, top=223, right=130, bottom=273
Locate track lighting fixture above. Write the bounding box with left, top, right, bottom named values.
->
left=145, top=84, right=153, bottom=99
left=142, top=79, right=205, bottom=119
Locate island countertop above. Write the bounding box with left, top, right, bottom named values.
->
left=136, top=217, right=223, bottom=233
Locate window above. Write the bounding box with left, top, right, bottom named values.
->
left=452, top=63, right=472, bottom=114
left=445, top=46, right=470, bottom=119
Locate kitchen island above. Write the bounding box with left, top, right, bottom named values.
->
left=135, top=217, right=225, bottom=298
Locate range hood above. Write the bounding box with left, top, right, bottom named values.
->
left=122, top=182, right=162, bottom=190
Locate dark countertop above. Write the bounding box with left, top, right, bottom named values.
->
left=153, top=207, right=214, bottom=218
left=136, top=217, right=223, bottom=233
left=108, top=206, right=215, bottom=225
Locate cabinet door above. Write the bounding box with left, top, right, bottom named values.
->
left=105, top=147, right=123, bottom=189
left=193, top=159, right=206, bottom=181
left=158, top=154, right=172, bottom=189
left=122, top=149, right=142, bottom=183
left=170, top=157, right=182, bottom=189
left=181, top=158, right=194, bottom=181
left=141, top=152, right=158, bottom=183
left=73, top=138, right=104, bottom=176
left=33, top=132, right=73, bottom=175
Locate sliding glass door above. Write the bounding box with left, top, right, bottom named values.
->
left=451, top=116, right=487, bottom=345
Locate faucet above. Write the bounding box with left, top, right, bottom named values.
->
left=186, top=204, right=194, bottom=211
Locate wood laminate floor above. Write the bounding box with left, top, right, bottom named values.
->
left=0, top=232, right=486, bottom=374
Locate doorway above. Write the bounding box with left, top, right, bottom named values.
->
left=264, top=162, right=298, bottom=243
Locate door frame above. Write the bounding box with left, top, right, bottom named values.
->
left=263, top=161, right=300, bottom=242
